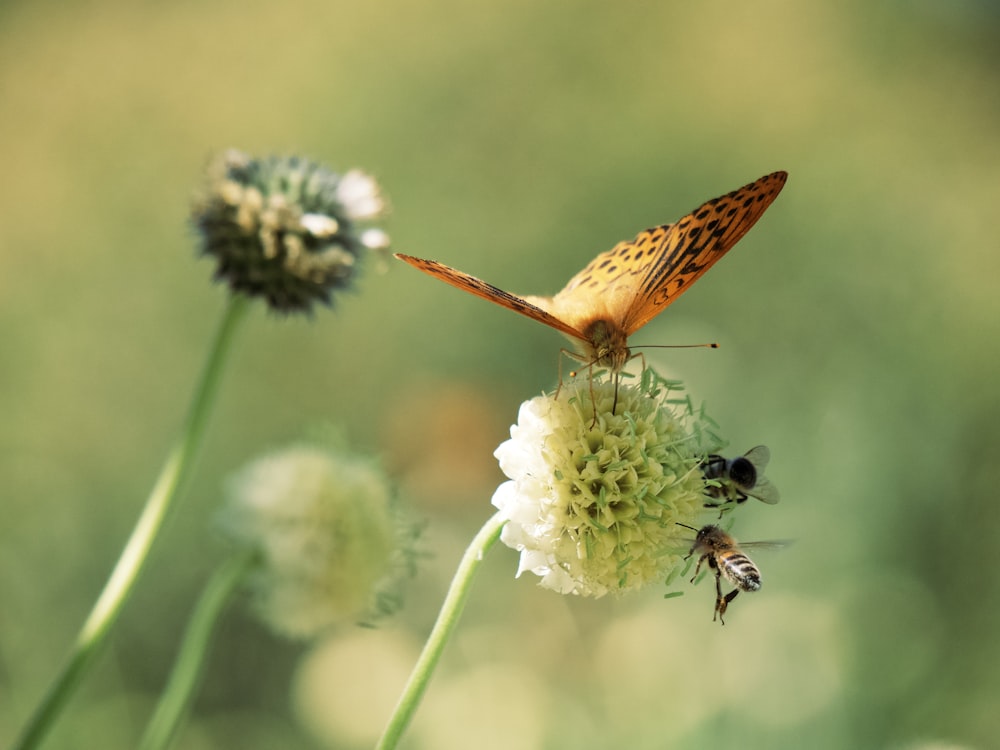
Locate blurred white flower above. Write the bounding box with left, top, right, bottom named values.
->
left=335, top=169, right=386, bottom=221
left=300, top=212, right=340, bottom=238
left=360, top=227, right=391, bottom=251
left=219, top=441, right=416, bottom=639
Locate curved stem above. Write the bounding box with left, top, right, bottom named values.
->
left=375, top=511, right=506, bottom=750
left=13, top=294, right=250, bottom=750
left=138, top=550, right=257, bottom=750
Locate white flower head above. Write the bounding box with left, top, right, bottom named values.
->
left=492, top=373, right=719, bottom=597
left=218, top=440, right=417, bottom=639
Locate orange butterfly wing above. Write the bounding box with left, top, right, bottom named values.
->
left=395, top=171, right=787, bottom=358
left=393, top=253, right=587, bottom=341
left=553, top=171, right=788, bottom=334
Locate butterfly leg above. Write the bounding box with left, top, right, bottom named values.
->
left=563, top=352, right=600, bottom=428
left=609, top=352, right=643, bottom=417
left=557, top=347, right=587, bottom=401
left=555, top=350, right=567, bottom=401
left=588, top=363, right=599, bottom=428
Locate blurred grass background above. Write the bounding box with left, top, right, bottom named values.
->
left=1, top=0, right=998, bottom=748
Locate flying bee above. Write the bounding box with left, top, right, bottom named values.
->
left=701, top=445, right=779, bottom=513
left=678, top=523, right=785, bottom=625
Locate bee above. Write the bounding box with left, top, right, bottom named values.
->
left=701, top=445, right=779, bottom=512
left=678, top=523, right=784, bottom=625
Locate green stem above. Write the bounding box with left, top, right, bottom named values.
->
left=138, top=550, right=257, bottom=750
left=375, top=511, right=506, bottom=750
left=13, top=294, right=250, bottom=750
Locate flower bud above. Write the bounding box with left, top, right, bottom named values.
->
left=192, top=150, right=389, bottom=313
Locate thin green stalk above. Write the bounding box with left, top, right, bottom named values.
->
left=14, top=294, right=250, bottom=750
left=139, top=550, right=257, bottom=750
left=376, top=511, right=506, bottom=750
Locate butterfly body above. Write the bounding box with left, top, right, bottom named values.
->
left=396, top=171, right=787, bottom=373
left=524, top=311, right=631, bottom=371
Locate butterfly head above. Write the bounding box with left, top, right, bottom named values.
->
left=582, top=319, right=631, bottom=372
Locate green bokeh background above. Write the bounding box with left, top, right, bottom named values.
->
left=2, top=1, right=998, bottom=748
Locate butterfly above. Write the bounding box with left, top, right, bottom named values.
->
left=396, top=171, right=787, bottom=392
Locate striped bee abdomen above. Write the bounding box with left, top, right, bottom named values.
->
left=718, top=551, right=762, bottom=592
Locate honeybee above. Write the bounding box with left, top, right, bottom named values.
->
left=679, top=523, right=784, bottom=625
left=701, top=445, right=779, bottom=511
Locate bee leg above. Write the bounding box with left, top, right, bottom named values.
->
left=715, top=589, right=740, bottom=626
left=689, top=553, right=709, bottom=582
left=711, top=571, right=725, bottom=623
left=701, top=499, right=725, bottom=519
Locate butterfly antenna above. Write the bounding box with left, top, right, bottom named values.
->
left=632, top=343, right=720, bottom=351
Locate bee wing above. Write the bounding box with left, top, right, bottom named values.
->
left=737, top=539, right=792, bottom=552
left=746, top=475, right=780, bottom=505
left=742, top=445, right=771, bottom=472
left=665, top=537, right=696, bottom=555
